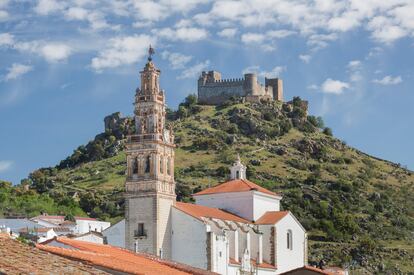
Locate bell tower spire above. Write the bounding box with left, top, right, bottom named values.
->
left=125, top=46, right=175, bottom=259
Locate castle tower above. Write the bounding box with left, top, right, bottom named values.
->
left=125, top=46, right=175, bottom=259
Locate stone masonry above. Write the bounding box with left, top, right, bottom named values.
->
left=198, top=70, right=283, bottom=105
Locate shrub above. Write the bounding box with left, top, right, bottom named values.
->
left=323, top=127, right=333, bottom=136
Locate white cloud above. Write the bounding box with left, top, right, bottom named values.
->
left=34, top=0, right=64, bottom=15
left=65, top=7, right=88, bottom=20
left=91, top=34, right=154, bottom=72
left=368, top=15, right=407, bottom=44
left=161, top=51, right=192, bottom=69
left=3, top=63, right=32, bottom=81
left=0, top=10, right=8, bottom=21
left=217, top=28, right=237, bottom=38
left=0, top=32, right=13, bottom=46
left=155, top=27, right=208, bottom=42
left=321, top=78, right=350, bottom=94
left=299, top=54, right=311, bottom=63
left=40, top=43, right=72, bottom=62
left=0, top=160, right=13, bottom=173
left=266, top=29, right=296, bottom=38
left=373, top=75, right=402, bottom=85
left=241, top=33, right=265, bottom=44
left=178, top=60, right=210, bottom=79
left=347, top=60, right=361, bottom=69
left=0, top=0, right=9, bottom=9
left=242, top=65, right=286, bottom=78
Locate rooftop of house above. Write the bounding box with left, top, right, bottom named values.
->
left=174, top=202, right=290, bottom=226
left=255, top=211, right=290, bottom=225
left=19, top=227, right=72, bottom=233
left=193, top=178, right=280, bottom=197
left=38, top=237, right=217, bottom=275
left=175, top=202, right=250, bottom=223
left=0, top=218, right=45, bottom=232
left=280, top=265, right=334, bottom=275
left=0, top=233, right=108, bottom=274
left=32, top=215, right=98, bottom=222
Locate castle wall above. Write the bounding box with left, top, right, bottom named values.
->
left=198, top=70, right=281, bottom=105
left=198, top=79, right=245, bottom=105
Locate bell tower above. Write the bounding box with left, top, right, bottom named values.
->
left=125, top=46, right=175, bottom=259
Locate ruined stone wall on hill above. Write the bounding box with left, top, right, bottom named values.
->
left=198, top=79, right=246, bottom=105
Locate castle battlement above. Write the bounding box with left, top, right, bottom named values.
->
left=198, top=70, right=283, bottom=105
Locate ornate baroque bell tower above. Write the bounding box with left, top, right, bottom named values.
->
left=125, top=46, right=175, bottom=258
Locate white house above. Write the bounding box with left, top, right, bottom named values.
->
left=71, top=231, right=104, bottom=244
left=31, top=215, right=110, bottom=234
left=103, top=219, right=125, bottom=248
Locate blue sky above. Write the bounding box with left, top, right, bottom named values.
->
left=1, top=0, right=413, bottom=184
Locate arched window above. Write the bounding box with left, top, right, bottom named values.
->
left=287, top=230, right=293, bottom=250
left=167, top=157, right=171, bottom=175
left=145, top=156, right=151, bottom=173
left=160, top=156, right=163, bottom=174
left=236, top=170, right=240, bottom=179
left=132, top=158, right=139, bottom=175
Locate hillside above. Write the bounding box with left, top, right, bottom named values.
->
left=3, top=96, right=414, bottom=273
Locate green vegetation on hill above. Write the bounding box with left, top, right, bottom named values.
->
left=2, top=96, right=413, bottom=273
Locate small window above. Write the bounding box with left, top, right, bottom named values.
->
left=160, top=156, right=163, bottom=174
left=287, top=230, right=293, bottom=250
left=135, top=223, right=146, bottom=238
left=132, top=158, right=139, bottom=175
left=167, top=157, right=171, bottom=175
left=145, top=156, right=151, bottom=173
left=236, top=170, right=240, bottom=179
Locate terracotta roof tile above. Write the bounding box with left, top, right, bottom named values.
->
left=37, top=237, right=216, bottom=275
left=281, top=265, right=334, bottom=275
left=0, top=233, right=108, bottom=274
left=193, top=179, right=279, bottom=197
left=255, top=211, right=289, bottom=225
left=174, top=202, right=250, bottom=223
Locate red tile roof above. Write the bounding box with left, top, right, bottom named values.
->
left=37, top=237, right=216, bottom=275
left=255, top=211, right=289, bottom=225
left=281, top=265, right=334, bottom=275
left=193, top=179, right=279, bottom=197
left=174, top=202, right=250, bottom=223
left=0, top=233, right=108, bottom=274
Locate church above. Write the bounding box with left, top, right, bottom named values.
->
left=124, top=47, right=308, bottom=275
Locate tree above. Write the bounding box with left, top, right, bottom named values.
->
left=323, top=127, right=333, bottom=136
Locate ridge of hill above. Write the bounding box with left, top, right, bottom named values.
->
left=2, top=96, right=413, bottom=273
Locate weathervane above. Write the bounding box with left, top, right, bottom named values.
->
left=148, top=45, right=155, bottom=61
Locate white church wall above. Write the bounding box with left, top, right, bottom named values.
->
left=103, top=219, right=125, bottom=248
left=252, top=192, right=281, bottom=220
left=258, top=225, right=273, bottom=264
left=195, top=192, right=254, bottom=221
left=275, top=213, right=306, bottom=274
left=211, top=233, right=229, bottom=274
left=250, top=231, right=260, bottom=263
left=171, top=207, right=208, bottom=269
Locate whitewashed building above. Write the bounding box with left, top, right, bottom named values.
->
left=103, top=219, right=125, bottom=248
left=124, top=50, right=308, bottom=275
left=31, top=215, right=110, bottom=234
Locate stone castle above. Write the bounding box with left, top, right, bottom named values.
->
left=198, top=71, right=283, bottom=105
